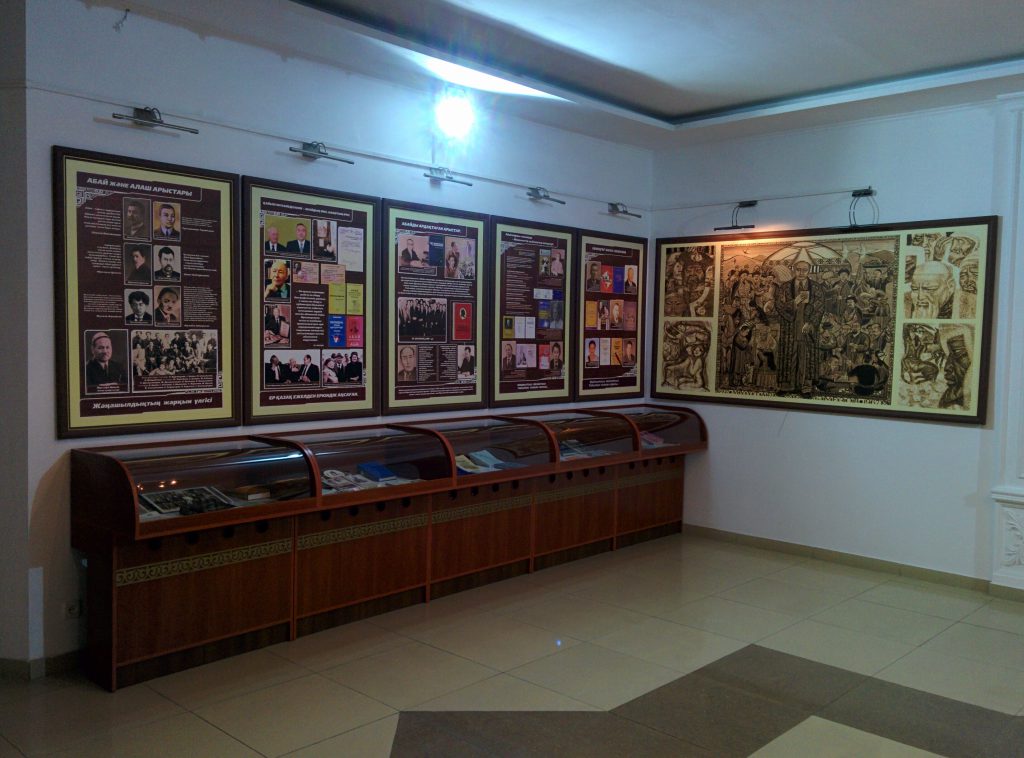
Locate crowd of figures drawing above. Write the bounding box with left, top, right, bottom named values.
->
left=656, top=221, right=990, bottom=419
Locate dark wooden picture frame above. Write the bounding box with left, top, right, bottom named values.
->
left=242, top=176, right=381, bottom=425
left=576, top=229, right=646, bottom=401
left=488, top=216, right=577, bottom=408
left=53, top=146, right=240, bottom=438
left=382, top=200, right=489, bottom=415
left=652, top=216, right=998, bottom=424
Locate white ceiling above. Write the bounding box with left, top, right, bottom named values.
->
left=293, top=0, right=1024, bottom=145
left=98, top=0, right=1024, bottom=148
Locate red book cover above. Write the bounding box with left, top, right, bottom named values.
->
left=600, top=265, right=614, bottom=293
left=346, top=315, right=364, bottom=347
left=453, top=302, right=473, bottom=341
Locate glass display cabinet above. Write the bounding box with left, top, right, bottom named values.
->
left=267, top=425, right=453, bottom=504
left=414, top=417, right=555, bottom=482
left=604, top=404, right=708, bottom=454
left=71, top=437, right=315, bottom=539
left=69, top=404, right=707, bottom=691
left=516, top=410, right=637, bottom=465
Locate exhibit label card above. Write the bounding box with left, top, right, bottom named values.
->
left=492, top=219, right=574, bottom=405
left=577, top=231, right=645, bottom=399
left=54, top=147, right=237, bottom=437
left=652, top=217, right=997, bottom=424
left=385, top=202, right=486, bottom=413
left=245, top=178, right=377, bottom=422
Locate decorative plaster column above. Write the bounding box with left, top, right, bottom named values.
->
left=991, top=94, right=1024, bottom=590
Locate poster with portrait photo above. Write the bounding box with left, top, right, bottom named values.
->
left=123, top=197, right=151, bottom=241
left=153, top=245, right=182, bottom=282
left=245, top=177, right=378, bottom=423
left=123, top=243, right=153, bottom=285
left=152, top=201, right=181, bottom=241
left=312, top=218, right=337, bottom=262
left=385, top=201, right=486, bottom=413
left=321, top=348, right=365, bottom=386
left=651, top=217, right=998, bottom=424
left=491, top=218, right=575, bottom=406
left=132, top=329, right=220, bottom=393
left=54, top=147, right=237, bottom=437
left=124, top=289, right=153, bottom=325
left=577, top=231, right=645, bottom=400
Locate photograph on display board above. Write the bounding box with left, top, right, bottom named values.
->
left=243, top=177, right=378, bottom=423
left=384, top=201, right=486, bottom=413
left=576, top=231, right=645, bottom=399
left=491, top=218, right=575, bottom=406
left=53, top=147, right=237, bottom=437
left=652, top=217, right=997, bottom=423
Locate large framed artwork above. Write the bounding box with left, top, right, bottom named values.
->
left=243, top=177, right=379, bottom=424
left=490, top=217, right=575, bottom=407
left=383, top=201, right=487, bottom=414
left=53, top=147, right=238, bottom=437
left=652, top=217, right=998, bottom=423
left=577, top=231, right=645, bottom=400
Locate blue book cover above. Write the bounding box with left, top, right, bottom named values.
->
left=357, top=462, right=397, bottom=481
left=612, top=267, right=625, bottom=294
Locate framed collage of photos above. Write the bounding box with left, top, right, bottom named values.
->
left=384, top=201, right=487, bottom=414
left=577, top=231, right=645, bottom=400
left=652, top=217, right=998, bottom=423
left=490, top=218, right=575, bottom=406
left=243, top=178, right=378, bottom=423
left=53, top=147, right=238, bottom=437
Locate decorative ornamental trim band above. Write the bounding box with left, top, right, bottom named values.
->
left=298, top=513, right=429, bottom=550
left=116, top=539, right=292, bottom=587
left=433, top=494, right=532, bottom=524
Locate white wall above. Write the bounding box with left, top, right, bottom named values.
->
left=5, top=0, right=654, bottom=663
left=0, top=0, right=30, bottom=665
left=651, top=103, right=1023, bottom=579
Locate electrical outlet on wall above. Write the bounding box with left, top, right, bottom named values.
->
left=64, top=599, right=83, bottom=619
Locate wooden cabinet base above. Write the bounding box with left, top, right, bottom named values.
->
left=78, top=457, right=689, bottom=690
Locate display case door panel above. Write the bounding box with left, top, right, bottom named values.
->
left=295, top=497, right=429, bottom=616
left=114, top=520, right=294, bottom=664
left=430, top=481, right=533, bottom=581
left=533, top=467, right=616, bottom=555
left=615, top=459, right=685, bottom=535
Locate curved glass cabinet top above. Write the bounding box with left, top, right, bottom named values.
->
left=110, top=440, right=312, bottom=520
left=613, top=406, right=705, bottom=450
left=426, top=418, right=553, bottom=476
left=524, top=412, right=635, bottom=461
left=284, top=427, right=451, bottom=494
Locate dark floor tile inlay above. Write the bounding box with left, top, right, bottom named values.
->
left=822, top=678, right=1018, bottom=758
left=389, top=645, right=1024, bottom=758
left=391, top=711, right=710, bottom=757
left=614, top=672, right=810, bottom=757
left=699, top=644, right=866, bottom=709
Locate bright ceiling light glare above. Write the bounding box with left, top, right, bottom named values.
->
left=422, top=58, right=557, bottom=99
left=435, top=92, right=475, bottom=140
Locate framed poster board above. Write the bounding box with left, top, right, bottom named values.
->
left=243, top=177, right=378, bottom=424
left=577, top=231, right=645, bottom=400
left=490, top=217, right=575, bottom=406
left=383, top=201, right=486, bottom=414
left=53, top=147, right=238, bottom=438
left=652, top=217, right=998, bottom=424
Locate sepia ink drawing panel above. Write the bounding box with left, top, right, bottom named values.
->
left=652, top=217, right=997, bottom=424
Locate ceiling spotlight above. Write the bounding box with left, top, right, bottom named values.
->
left=435, top=90, right=475, bottom=140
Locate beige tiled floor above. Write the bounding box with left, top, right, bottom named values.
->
left=2, top=533, right=1024, bottom=756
